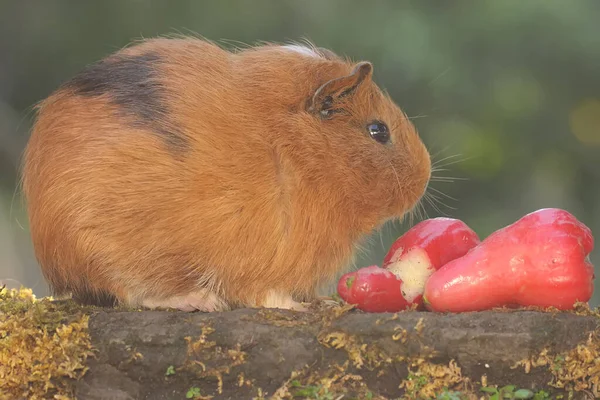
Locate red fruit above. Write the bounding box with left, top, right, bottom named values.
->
left=337, top=270, right=356, bottom=304
left=337, top=265, right=412, bottom=312
left=382, top=217, right=481, bottom=307
left=423, top=208, right=595, bottom=312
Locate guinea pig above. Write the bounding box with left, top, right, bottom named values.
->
left=20, top=36, right=431, bottom=312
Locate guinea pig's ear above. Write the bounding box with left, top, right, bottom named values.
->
left=308, top=61, right=373, bottom=119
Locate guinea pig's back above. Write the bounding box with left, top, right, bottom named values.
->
left=22, top=38, right=284, bottom=306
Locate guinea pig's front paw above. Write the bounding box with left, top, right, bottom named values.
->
left=260, top=290, right=309, bottom=312
left=142, top=289, right=230, bottom=312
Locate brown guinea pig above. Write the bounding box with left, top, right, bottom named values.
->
left=20, top=37, right=431, bottom=312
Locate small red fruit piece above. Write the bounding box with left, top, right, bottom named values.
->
left=382, top=217, right=481, bottom=306
left=337, top=265, right=411, bottom=312
left=337, top=271, right=358, bottom=304
left=423, top=208, right=595, bottom=312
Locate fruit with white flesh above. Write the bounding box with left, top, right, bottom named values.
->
left=383, top=217, right=481, bottom=307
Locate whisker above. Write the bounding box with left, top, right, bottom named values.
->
left=430, top=176, right=469, bottom=182
left=386, top=219, right=398, bottom=246
left=433, top=156, right=475, bottom=169
left=428, top=66, right=452, bottom=86
left=430, top=169, right=469, bottom=178
left=410, top=196, right=428, bottom=224
left=419, top=200, right=429, bottom=220
left=411, top=205, right=419, bottom=226
left=426, top=191, right=457, bottom=212
left=429, top=145, right=453, bottom=162
left=428, top=187, right=458, bottom=201
left=411, top=206, right=418, bottom=225
left=423, top=194, right=444, bottom=215
left=378, top=227, right=385, bottom=252
left=425, top=192, right=454, bottom=215
left=406, top=114, right=428, bottom=120
left=432, top=153, right=464, bottom=167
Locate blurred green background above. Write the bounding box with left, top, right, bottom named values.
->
left=1, top=1, right=599, bottom=306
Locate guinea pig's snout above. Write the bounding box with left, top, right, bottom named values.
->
left=422, top=150, right=433, bottom=192
left=409, top=143, right=433, bottom=208
left=416, top=139, right=432, bottom=184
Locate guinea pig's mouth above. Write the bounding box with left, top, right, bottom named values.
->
left=404, top=151, right=467, bottom=228
left=392, top=171, right=433, bottom=229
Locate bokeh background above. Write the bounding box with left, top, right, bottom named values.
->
left=1, top=1, right=599, bottom=306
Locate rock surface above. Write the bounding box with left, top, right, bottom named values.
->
left=73, top=306, right=600, bottom=400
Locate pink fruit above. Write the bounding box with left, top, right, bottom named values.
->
left=382, top=218, right=481, bottom=308
left=423, top=208, right=595, bottom=312
left=337, top=265, right=412, bottom=312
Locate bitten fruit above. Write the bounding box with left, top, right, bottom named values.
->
left=423, top=208, right=595, bottom=312
left=337, top=217, right=480, bottom=312
left=382, top=217, right=481, bottom=308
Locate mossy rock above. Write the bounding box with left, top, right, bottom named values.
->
left=2, top=287, right=600, bottom=400
left=0, top=287, right=95, bottom=399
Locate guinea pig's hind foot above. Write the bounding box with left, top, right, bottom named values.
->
left=141, top=289, right=230, bottom=312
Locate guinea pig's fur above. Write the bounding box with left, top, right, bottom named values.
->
left=20, top=37, right=431, bottom=312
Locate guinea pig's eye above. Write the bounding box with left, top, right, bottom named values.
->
left=367, top=121, right=390, bottom=144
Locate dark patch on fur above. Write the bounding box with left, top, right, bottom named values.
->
left=72, top=288, right=119, bottom=308
left=64, top=52, right=188, bottom=150
left=48, top=278, right=119, bottom=308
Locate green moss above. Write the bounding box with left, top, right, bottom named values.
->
left=511, top=328, right=600, bottom=396
left=0, top=287, right=95, bottom=400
